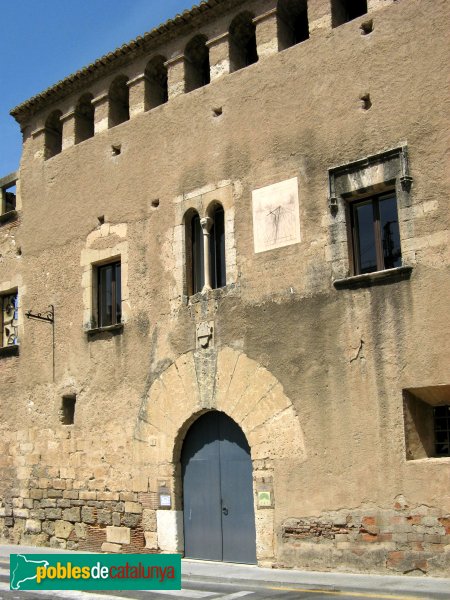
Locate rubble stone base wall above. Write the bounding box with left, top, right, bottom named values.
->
left=1, top=427, right=449, bottom=576
left=279, top=505, right=450, bottom=576
left=0, top=487, right=158, bottom=554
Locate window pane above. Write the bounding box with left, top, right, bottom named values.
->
left=115, top=263, right=122, bottom=323
left=210, top=206, right=226, bottom=289
left=354, top=201, right=377, bottom=274
left=99, top=264, right=113, bottom=327
left=98, top=263, right=122, bottom=327
left=379, top=194, right=402, bottom=269
left=192, top=214, right=204, bottom=293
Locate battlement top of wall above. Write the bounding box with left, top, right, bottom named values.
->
left=10, top=0, right=240, bottom=123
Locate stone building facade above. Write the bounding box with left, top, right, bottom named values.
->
left=1, top=0, right=449, bottom=576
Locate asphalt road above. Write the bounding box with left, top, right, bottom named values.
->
left=0, top=547, right=447, bottom=600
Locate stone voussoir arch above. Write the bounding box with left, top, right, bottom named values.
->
left=136, top=346, right=306, bottom=465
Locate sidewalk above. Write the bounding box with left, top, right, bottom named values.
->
left=182, top=558, right=450, bottom=598
left=1, top=545, right=449, bottom=598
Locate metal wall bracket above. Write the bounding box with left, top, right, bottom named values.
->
left=25, top=304, right=55, bottom=380
left=25, top=305, right=54, bottom=324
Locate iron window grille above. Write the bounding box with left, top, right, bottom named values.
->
left=348, top=192, right=402, bottom=275
left=434, top=406, right=450, bottom=457
left=1, top=292, right=18, bottom=347
left=97, top=262, right=121, bottom=328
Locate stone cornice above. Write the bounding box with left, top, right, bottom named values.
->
left=205, top=31, right=229, bottom=47
left=253, top=7, right=277, bottom=24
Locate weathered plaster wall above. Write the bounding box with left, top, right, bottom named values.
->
left=0, top=0, right=449, bottom=576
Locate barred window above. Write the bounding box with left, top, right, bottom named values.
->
left=1, top=291, right=19, bottom=348
left=403, top=388, right=450, bottom=460
left=434, top=406, right=450, bottom=457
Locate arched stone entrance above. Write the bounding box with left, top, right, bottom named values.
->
left=134, top=346, right=306, bottom=563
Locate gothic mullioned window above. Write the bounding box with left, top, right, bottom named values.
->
left=185, top=205, right=226, bottom=296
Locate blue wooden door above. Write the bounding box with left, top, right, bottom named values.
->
left=181, top=411, right=257, bottom=564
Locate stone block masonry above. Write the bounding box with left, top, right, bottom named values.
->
left=0, top=485, right=158, bottom=554
left=0, top=424, right=448, bottom=574
left=0, top=428, right=159, bottom=554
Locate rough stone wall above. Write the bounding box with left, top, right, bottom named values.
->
left=0, top=0, right=449, bottom=577
left=280, top=504, right=450, bottom=576
left=0, top=427, right=159, bottom=554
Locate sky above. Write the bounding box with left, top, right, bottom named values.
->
left=0, top=0, right=196, bottom=176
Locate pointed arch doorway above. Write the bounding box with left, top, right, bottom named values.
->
left=181, top=411, right=257, bottom=564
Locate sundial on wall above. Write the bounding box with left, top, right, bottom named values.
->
left=252, top=177, right=301, bottom=253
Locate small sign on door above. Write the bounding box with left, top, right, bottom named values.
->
left=257, top=491, right=272, bottom=508
left=159, top=494, right=171, bottom=508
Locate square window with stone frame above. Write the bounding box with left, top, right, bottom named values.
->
left=0, top=173, right=18, bottom=223
left=403, top=387, right=450, bottom=460
left=1, top=291, right=19, bottom=348
left=329, top=147, right=413, bottom=284
left=96, top=261, right=121, bottom=328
